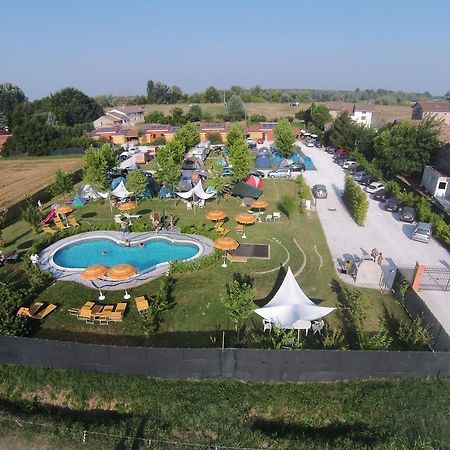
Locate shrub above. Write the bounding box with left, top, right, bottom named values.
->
left=357, top=320, right=393, bottom=350
left=21, top=202, right=42, bottom=234
left=0, top=284, right=28, bottom=337
left=206, top=133, right=223, bottom=145
left=323, top=327, right=347, bottom=349
left=277, top=195, right=296, bottom=222
left=343, top=175, right=369, bottom=226
left=398, top=317, right=430, bottom=350
left=170, top=250, right=222, bottom=274
left=151, top=136, right=166, bottom=145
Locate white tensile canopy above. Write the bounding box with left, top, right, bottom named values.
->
left=176, top=180, right=215, bottom=200
left=110, top=181, right=132, bottom=199
left=254, top=267, right=336, bottom=327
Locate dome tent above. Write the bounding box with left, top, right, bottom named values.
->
left=254, top=147, right=273, bottom=169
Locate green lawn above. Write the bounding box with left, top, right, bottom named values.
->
left=0, top=363, right=448, bottom=449
left=1, top=179, right=410, bottom=348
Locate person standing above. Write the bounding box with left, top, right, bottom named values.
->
left=37, top=200, right=43, bottom=211
left=377, top=253, right=384, bottom=266
left=371, top=248, right=379, bottom=262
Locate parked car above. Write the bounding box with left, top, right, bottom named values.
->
left=248, top=141, right=257, bottom=149
left=334, top=149, right=349, bottom=157
left=268, top=167, right=291, bottom=178
left=373, top=189, right=392, bottom=201
left=312, top=184, right=327, bottom=199
left=399, top=206, right=416, bottom=223
left=346, top=164, right=364, bottom=174
left=248, top=169, right=265, bottom=178
left=384, top=197, right=403, bottom=212
left=412, top=222, right=432, bottom=243
left=219, top=168, right=233, bottom=177
left=342, top=160, right=357, bottom=169
left=359, top=174, right=375, bottom=186
left=288, top=163, right=306, bottom=172
left=315, top=142, right=323, bottom=148
left=352, top=171, right=367, bottom=182
left=325, top=146, right=337, bottom=154
left=305, top=141, right=314, bottom=147
left=365, top=182, right=385, bottom=194
left=336, top=157, right=349, bottom=166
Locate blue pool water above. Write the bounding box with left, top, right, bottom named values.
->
left=53, top=238, right=199, bottom=271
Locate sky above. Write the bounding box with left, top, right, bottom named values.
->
left=2, top=0, right=450, bottom=99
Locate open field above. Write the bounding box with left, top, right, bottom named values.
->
left=142, top=102, right=412, bottom=125
left=0, top=156, right=83, bottom=209
left=0, top=178, right=410, bottom=348
left=0, top=363, right=448, bottom=449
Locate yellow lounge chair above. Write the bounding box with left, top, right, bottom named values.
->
left=16, top=307, right=30, bottom=317
left=214, top=220, right=224, bottom=229
left=54, top=221, right=67, bottom=231
left=219, top=228, right=231, bottom=236
left=29, top=302, right=44, bottom=315
left=226, top=253, right=248, bottom=263
left=32, top=304, right=57, bottom=321
left=42, top=225, right=57, bottom=234
left=235, top=224, right=244, bottom=233
left=115, top=303, right=127, bottom=314
left=69, top=217, right=80, bottom=227
left=107, top=312, right=123, bottom=322
left=135, top=296, right=149, bottom=314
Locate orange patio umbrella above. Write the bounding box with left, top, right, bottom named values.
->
left=80, top=264, right=109, bottom=300
left=235, top=213, right=257, bottom=239
left=56, top=205, right=73, bottom=214
left=107, top=264, right=138, bottom=299
left=250, top=199, right=269, bottom=210
left=205, top=210, right=227, bottom=222
left=117, top=202, right=136, bottom=211
left=214, top=237, right=240, bottom=268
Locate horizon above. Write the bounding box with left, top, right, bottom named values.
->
left=2, top=0, right=450, bottom=100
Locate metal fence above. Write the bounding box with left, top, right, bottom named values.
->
left=0, top=336, right=449, bottom=382
left=421, top=266, right=450, bottom=291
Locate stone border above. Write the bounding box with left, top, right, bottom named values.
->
left=37, top=230, right=214, bottom=291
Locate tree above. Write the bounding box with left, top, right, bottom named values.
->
left=168, top=107, right=186, bottom=126
left=227, top=95, right=245, bottom=121
left=50, top=170, right=73, bottom=200
left=154, top=145, right=180, bottom=191
left=174, top=122, right=200, bottom=153
left=374, top=117, right=441, bottom=176
left=0, top=208, right=7, bottom=247
left=83, top=143, right=117, bottom=189
left=205, top=86, right=221, bottom=103
left=94, top=95, right=113, bottom=107
left=0, top=82, right=27, bottom=128
left=274, top=118, right=296, bottom=157
left=0, top=112, right=8, bottom=130
left=310, top=103, right=331, bottom=130
left=145, top=110, right=167, bottom=124
left=343, top=176, right=369, bottom=226
left=226, top=123, right=245, bottom=148
left=165, top=138, right=186, bottom=165
left=21, top=202, right=42, bottom=234
left=185, top=104, right=203, bottom=122
left=327, top=111, right=359, bottom=150
left=48, top=87, right=103, bottom=126
left=169, top=85, right=184, bottom=103
left=126, top=170, right=147, bottom=196
left=0, top=284, right=28, bottom=337
left=221, top=278, right=255, bottom=332
left=207, top=133, right=223, bottom=145
left=152, top=136, right=166, bottom=145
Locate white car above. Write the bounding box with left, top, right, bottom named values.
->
left=342, top=160, right=356, bottom=169
left=365, top=182, right=385, bottom=194
left=268, top=168, right=292, bottom=178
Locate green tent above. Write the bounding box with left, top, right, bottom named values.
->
left=231, top=181, right=262, bottom=199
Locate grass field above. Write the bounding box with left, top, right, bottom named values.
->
left=142, top=102, right=412, bottom=125
left=0, top=156, right=83, bottom=209
left=0, top=363, right=448, bottom=449
left=0, top=177, right=409, bottom=348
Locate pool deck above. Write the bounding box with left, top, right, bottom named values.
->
left=38, top=230, right=214, bottom=291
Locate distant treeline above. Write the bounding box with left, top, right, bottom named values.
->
left=93, top=81, right=437, bottom=107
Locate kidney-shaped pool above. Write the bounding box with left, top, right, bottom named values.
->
left=53, top=238, right=200, bottom=272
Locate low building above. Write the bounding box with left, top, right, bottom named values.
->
left=411, top=102, right=450, bottom=125
left=138, top=124, right=175, bottom=144
left=421, top=166, right=450, bottom=198
left=93, top=113, right=127, bottom=129
left=325, top=102, right=374, bottom=127
left=199, top=123, right=229, bottom=142
left=247, top=122, right=279, bottom=141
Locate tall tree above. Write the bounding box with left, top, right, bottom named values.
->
left=185, top=104, right=203, bottom=122
left=126, top=170, right=148, bottom=196
left=50, top=170, right=73, bottom=200
left=227, top=124, right=251, bottom=181
left=48, top=87, right=103, bottom=126
left=327, top=111, right=359, bottom=150
left=311, top=103, right=332, bottom=130
left=226, top=123, right=245, bottom=148
left=174, top=122, right=200, bottom=153
left=168, top=107, right=186, bottom=126
left=164, top=138, right=185, bottom=166
left=205, top=86, right=221, bottom=103
left=145, top=110, right=167, bottom=124
left=274, top=118, right=296, bottom=157
left=83, top=143, right=117, bottom=189
left=155, top=145, right=180, bottom=191
left=227, top=95, right=245, bottom=121
left=0, top=82, right=27, bottom=128
left=374, top=117, right=440, bottom=176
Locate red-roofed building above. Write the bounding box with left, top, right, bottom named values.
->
left=199, top=123, right=229, bottom=142
left=0, top=130, right=12, bottom=155
left=411, top=102, right=450, bottom=125
left=247, top=122, right=301, bottom=142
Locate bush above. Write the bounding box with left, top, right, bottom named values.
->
left=0, top=284, right=28, bottom=337
left=21, top=202, right=42, bottom=234
left=277, top=195, right=297, bottom=222
left=206, top=133, right=222, bottom=145
left=398, top=317, right=430, bottom=350
left=323, top=327, right=347, bottom=349
left=151, top=136, right=166, bottom=145
left=170, top=250, right=222, bottom=274
left=343, top=176, right=369, bottom=226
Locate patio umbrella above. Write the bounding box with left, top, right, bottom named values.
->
left=250, top=199, right=268, bottom=210
left=56, top=205, right=73, bottom=215
left=117, top=202, right=136, bottom=211
left=107, top=264, right=138, bottom=299
left=235, top=213, right=257, bottom=239
left=214, top=237, right=239, bottom=268
left=205, top=210, right=227, bottom=222
left=80, top=264, right=109, bottom=301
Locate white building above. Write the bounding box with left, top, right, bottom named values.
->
left=93, top=106, right=145, bottom=129
left=325, top=102, right=374, bottom=128
left=421, top=166, right=450, bottom=198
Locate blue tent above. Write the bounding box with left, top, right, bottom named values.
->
left=304, top=156, right=315, bottom=170
left=272, top=153, right=283, bottom=166
left=72, top=196, right=87, bottom=206
left=291, top=152, right=301, bottom=164
left=110, top=176, right=126, bottom=190
left=159, top=186, right=175, bottom=199
left=254, top=153, right=272, bottom=169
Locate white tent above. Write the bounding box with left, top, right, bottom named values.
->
left=78, top=184, right=108, bottom=200
left=254, top=267, right=336, bottom=327
left=110, top=181, right=132, bottom=199
left=176, top=180, right=215, bottom=200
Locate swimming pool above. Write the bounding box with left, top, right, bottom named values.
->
left=53, top=237, right=199, bottom=272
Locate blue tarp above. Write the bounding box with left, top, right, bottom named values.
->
left=272, top=153, right=282, bottom=165
left=304, top=156, right=315, bottom=170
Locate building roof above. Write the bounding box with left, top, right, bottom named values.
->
left=199, top=123, right=229, bottom=132
left=108, top=105, right=146, bottom=115
left=353, top=103, right=375, bottom=112
left=325, top=102, right=374, bottom=113
left=138, top=124, right=173, bottom=133
left=0, top=132, right=12, bottom=147
left=414, top=102, right=450, bottom=113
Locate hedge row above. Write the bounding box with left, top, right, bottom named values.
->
left=343, top=176, right=369, bottom=226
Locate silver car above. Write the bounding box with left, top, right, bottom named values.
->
left=268, top=168, right=291, bottom=178
left=312, top=184, right=327, bottom=199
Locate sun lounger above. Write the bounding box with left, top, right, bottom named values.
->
left=83, top=301, right=95, bottom=309
left=69, top=217, right=80, bottom=227
left=218, top=227, right=231, bottom=236
left=102, top=305, right=114, bottom=314
left=226, top=253, right=248, bottom=263
left=29, top=302, right=44, bottom=315
left=107, top=312, right=123, bottom=322
left=115, top=303, right=127, bottom=314
left=135, top=296, right=149, bottom=314
left=32, top=304, right=57, bottom=321
left=235, top=224, right=244, bottom=233
left=16, top=307, right=31, bottom=317
left=54, top=221, right=67, bottom=231
left=42, top=225, right=57, bottom=234
left=214, top=220, right=224, bottom=229
left=68, top=308, right=79, bottom=316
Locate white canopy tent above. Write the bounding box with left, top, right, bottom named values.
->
left=110, top=181, right=132, bottom=199
left=254, top=267, right=336, bottom=329
left=176, top=180, right=215, bottom=201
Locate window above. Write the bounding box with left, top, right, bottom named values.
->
left=361, top=116, right=366, bottom=121
left=438, top=181, right=447, bottom=190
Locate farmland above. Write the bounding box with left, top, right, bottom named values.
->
left=0, top=156, right=83, bottom=209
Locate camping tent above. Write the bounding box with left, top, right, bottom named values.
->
left=254, top=148, right=273, bottom=169
left=254, top=267, right=336, bottom=327
left=77, top=184, right=108, bottom=200
left=71, top=196, right=87, bottom=206
left=110, top=181, right=132, bottom=199
left=245, top=175, right=263, bottom=189
left=159, top=186, right=175, bottom=199
left=176, top=180, right=215, bottom=200
left=111, top=177, right=126, bottom=190
left=232, top=180, right=262, bottom=199
left=291, top=152, right=301, bottom=164
left=278, top=158, right=292, bottom=168
left=120, top=156, right=136, bottom=170
left=304, top=156, right=315, bottom=170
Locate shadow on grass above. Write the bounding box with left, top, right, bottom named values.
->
left=81, top=212, right=97, bottom=219
left=17, top=239, right=34, bottom=250
left=136, top=209, right=151, bottom=215
left=254, top=264, right=286, bottom=306
left=6, top=230, right=32, bottom=246
left=251, top=417, right=383, bottom=445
